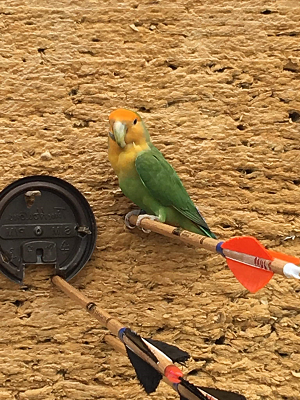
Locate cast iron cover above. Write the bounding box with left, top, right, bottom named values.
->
left=0, top=176, right=97, bottom=283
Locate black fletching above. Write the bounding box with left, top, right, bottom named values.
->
left=126, top=347, right=162, bottom=394
left=179, top=380, right=247, bottom=400
left=199, top=387, right=247, bottom=400
left=124, top=328, right=158, bottom=363
left=146, top=338, right=190, bottom=364
left=179, top=378, right=209, bottom=400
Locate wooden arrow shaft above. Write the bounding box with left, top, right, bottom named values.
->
left=129, top=215, right=218, bottom=252
left=222, top=249, right=285, bottom=275
left=52, top=275, right=123, bottom=336
left=128, top=215, right=287, bottom=276
left=52, top=276, right=168, bottom=371
left=52, top=276, right=196, bottom=397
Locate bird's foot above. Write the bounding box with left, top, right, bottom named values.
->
left=125, top=209, right=142, bottom=229
left=136, top=214, right=160, bottom=233
left=125, top=210, right=160, bottom=233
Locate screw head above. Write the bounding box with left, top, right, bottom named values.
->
left=34, top=226, right=43, bottom=236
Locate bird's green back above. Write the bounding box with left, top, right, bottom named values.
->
left=135, top=145, right=215, bottom=238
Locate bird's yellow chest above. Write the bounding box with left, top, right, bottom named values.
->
left=108, top=142, right=149, bottom=177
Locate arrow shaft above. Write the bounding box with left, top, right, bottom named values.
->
left=52, top=275, right=123, bottom=335
left=52, top=276, right=169, bottom=373
left=52, top=276, right=202, bottom=399
left=52, top=276, right=164, bottom=372
left=224, top=249, right=272, bottom=271
left=128, top=215, right=288, bottom=276
left=142, top=338, right=172, bottom=369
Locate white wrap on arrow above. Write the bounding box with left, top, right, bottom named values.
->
left=283, top=263, right=300, bottom=279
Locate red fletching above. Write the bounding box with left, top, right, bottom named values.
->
left=268, top=250, right=300, bottom=265
left=164, top=365, right=183, bottom=383
left=222, top=236, right=274, bottom=293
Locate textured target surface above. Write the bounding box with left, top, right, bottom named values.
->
left=0, top=1, right=300, bottom=399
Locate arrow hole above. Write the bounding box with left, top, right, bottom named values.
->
left=215, top=335, right=226, bottom=345
left=12, top=300, right=24, bottom=307
left=36, top=248, right=43, bottom=263
left=25, top=190, right=41, bottom=208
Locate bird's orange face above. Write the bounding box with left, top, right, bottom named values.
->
left=109, top=109, right=144, bottom=148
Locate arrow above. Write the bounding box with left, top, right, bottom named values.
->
left=52, top=276, right=246, bottom=400
left=105, top=335, right=246, bottom=400
left=128, top=215, right=300, bottom=293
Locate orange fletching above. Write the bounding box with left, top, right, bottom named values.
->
left=268, top=250, right=300, bottom=265
left=222, top=236, right=274, bottom=293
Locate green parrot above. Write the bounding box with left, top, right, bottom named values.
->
left=108, top=108, right=216, bottom=238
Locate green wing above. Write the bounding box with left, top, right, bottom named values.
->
left=135, top=145, right=213, bottom=234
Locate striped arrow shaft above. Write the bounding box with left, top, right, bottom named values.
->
left=223, top=249, right=274, bottom=272
left=128, top=215, right=300, bottom=279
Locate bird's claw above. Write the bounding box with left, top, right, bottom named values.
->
left=125, top=210, right=160, bottom=233
left=125, top=209, right=142, bottom=229
left=136, top=214, right=160, bottom=233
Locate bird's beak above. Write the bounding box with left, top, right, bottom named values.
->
left=112, top=121, right=127, bottom=148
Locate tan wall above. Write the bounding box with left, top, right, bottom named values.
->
left=1, top=1, right=300, bottom=399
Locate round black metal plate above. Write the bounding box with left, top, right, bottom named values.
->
left=0, top=176, right=97, bottom=283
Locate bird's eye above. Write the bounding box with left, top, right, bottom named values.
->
left=133, top=118, right=138, bottom=125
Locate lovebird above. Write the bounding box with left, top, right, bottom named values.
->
left=108, top=109, right=216, bottom=238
